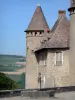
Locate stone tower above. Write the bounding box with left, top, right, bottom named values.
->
left=68, top=0, right=75, bottom=85
left=25, top=5, right=50, bottom=89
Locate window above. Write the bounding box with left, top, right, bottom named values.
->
left=35, top=32, right=37, bottom=36
left=40, top=32, right=42, bottom=35
left=39, top=54, right=46, bottom=66
left=55, top=51, right=63, bottom=66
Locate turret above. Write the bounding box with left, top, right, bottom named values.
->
left=68, top=0, right=75, bottom=85
left=25, top=4, right=50, bottom=89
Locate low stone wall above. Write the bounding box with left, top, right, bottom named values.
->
left=21, top=90, right=55, bottom=98
left=35, top=86, right=75, bottom=92
left=0, top=89, right=22, bottom=98
left=56, top=86, right=75, bottom=92
left=0, top=86, right=75, bottom=98
left=0, top=89, right=55, bottom=98
left=23, top=86, right=75, bottom=92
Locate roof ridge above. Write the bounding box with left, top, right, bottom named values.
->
left=49, top=17, right=63, bottom=41
left=53, top=15, right=67, bottom=35
left=44, top=15, right=69, bottom=48
left=35, top=14, right=69, bottom=52
left=51, top=15, right=63, bottom=33
left=39, top=16, right=64, bottom=48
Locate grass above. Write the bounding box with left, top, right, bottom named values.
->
left=0, top=54, right=26, bottom=72
left=0, top=54, right=26, bottom=89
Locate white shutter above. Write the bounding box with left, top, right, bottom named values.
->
left=55, top=51, right=63, bottom=66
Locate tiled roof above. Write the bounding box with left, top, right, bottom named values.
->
left=25, top=5, right=50, bottom=32
left=35, top=13, right=70, bottom=52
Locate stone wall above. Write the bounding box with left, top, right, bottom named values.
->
left=45, top=50, right=70, bottom=88
left=69, top=10, right=75, bottom=86
left=26, top=32, right=43, bottom=89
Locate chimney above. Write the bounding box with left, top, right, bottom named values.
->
left=58, top=10, right=66, bottom=19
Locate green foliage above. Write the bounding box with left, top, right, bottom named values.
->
left=0, top=72, right=18, bottom=90
left=7, top=73, right=25, bottom=89
left=0, top=54, right=26, bottom=89
left=18, top=73, right=25, bottom=89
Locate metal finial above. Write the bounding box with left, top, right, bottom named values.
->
left=37, top=4, right=40, bottom=6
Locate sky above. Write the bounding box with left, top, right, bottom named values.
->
left=0, top=0, right=70, bottom=56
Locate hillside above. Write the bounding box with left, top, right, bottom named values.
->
left=0, top=54, right=26, bottom=72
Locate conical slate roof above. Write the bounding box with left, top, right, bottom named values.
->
left=25, top=5, right=50, bottom=32
left=35, top=12, right=70, bottom=52
left=68, top=0, right=75, bottom=11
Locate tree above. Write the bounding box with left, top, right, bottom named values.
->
left=0, top=72, right=18, bottom=90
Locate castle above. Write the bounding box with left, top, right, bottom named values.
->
left=25, top=0, right=75, bottom=89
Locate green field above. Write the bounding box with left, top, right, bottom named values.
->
left=0, top=54, right=26, bottom=72
left=0, top=54, right=26, bottom=89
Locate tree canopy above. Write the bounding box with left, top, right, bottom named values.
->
left=0, top=72, right=18, bottom=90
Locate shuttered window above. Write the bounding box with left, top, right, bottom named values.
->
left=55, top=52, right=63, bottom=66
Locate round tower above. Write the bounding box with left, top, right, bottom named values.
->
left=25, top=4, right=50, bottom=89
left=68, top=0, right=75, bottom=85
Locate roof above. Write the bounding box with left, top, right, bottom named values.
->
left=25, top=5, right=50, bottom=32
left=35, top=13, right=70, bottom=52
left=68, top=1, right=75, bottom=11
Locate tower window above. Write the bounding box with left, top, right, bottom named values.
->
left=35, top=32, right=37, bottom=36
left=55, top=51, right=63, bottom=66
left=40, top=32, right=42, bottom=35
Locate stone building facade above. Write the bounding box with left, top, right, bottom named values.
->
left=25, top=0, right=75, bottom=89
